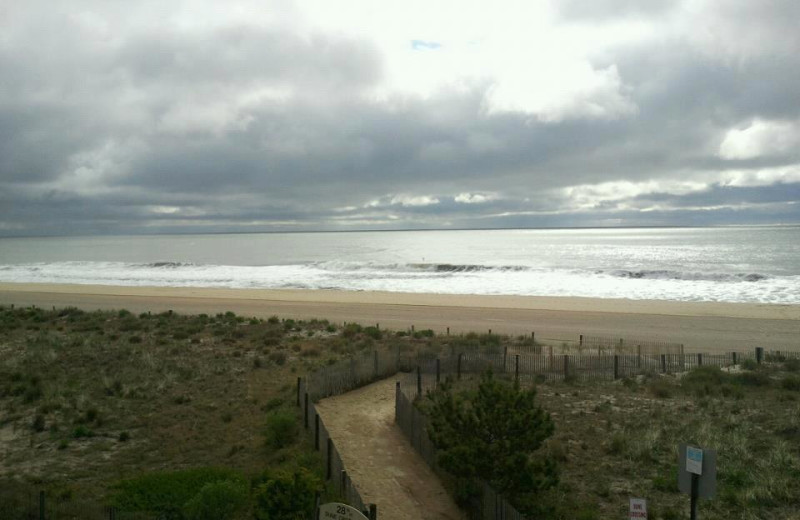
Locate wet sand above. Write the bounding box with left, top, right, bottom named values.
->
left=0, top=283, right=798, bottom=353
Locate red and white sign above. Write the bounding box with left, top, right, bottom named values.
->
left=629, top=498, right=648, bottom=519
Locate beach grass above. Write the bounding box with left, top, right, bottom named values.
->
left=1, top=304, right=799, bottom=519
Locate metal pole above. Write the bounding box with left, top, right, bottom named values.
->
left=690, top=473, right=699, bottom=520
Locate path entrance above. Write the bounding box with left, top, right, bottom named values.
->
left=315, top=378, right=464, bottom=520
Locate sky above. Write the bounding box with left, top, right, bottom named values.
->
left=1, top=0, right=799, bottom=236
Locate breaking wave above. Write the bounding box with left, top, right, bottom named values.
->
left=0, top=260, right=796, bottom=304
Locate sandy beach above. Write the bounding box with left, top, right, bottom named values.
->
left=1, top=282, right=798, bottom=353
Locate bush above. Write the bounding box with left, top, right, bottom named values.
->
left=783, top=359, right=800, bottom=372
left=648, top=378, right=673, bottom=398
left=741, top=359, right=758, bottom=371
left=252, top=470, right=321, bottom=520
left=427, top=372, right=557, bottom=513
left=183, top=480, right=248, bottom=520
left=363, top=326, right=382, bottom=340
left=111, top=467, right=247, bottom=519
left=734, top=370, right=771, bottom=387
left=341, top=323, right=362, bottom=338
left=781, top=376, right=800, bottom=391
left=32, top=414, right=45, bottom=432
left=265, top=410, right=298, bottom=450
left=268, top=352, right=287, bottom=366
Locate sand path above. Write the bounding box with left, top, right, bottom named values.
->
left=314, top=378, right=464, bottom=520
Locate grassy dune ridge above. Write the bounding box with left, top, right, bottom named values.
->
left=1, top=305, right=799, bottom=519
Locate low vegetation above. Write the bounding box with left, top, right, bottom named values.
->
left=1, top=304, right=798, bottom=519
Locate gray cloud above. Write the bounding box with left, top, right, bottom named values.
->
left=0, top=1, right=799, bottom=236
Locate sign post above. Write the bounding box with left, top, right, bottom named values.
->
left=678, top=445, right=716, bottom=520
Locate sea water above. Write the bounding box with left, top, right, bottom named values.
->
left=0, top=227, right=798, bottom=304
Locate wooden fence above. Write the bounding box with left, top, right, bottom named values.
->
left=392, top=346, right=798, bottom=520
left=299, top=374, right=375, bottom=517
left=0, top=490, right=155, bottom=520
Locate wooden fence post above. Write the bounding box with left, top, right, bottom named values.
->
left=613, top=355, right=619, bottom=380
left=296, top=377, right=301, bottom=407
left=436, top=358, right=441, bottom=385
left=756, top=347, right=764, bottom=364
left=697, top=353, right=703, bottom=367
left=732, top=352, right=738, bottom=365
left=661, top=354, right=667, bottom=373
left=563, top=355, right=569, bottom=379
left=446, top=326, right=450, bottom=336
left=326, top=438, right=333, bottom=479
left=680, top=344, right=685, bottom=370
left=416, top=366, right=422, bottom=398
left=457, top=353, right=462, bottom=380
left=515, top=354, right=520, bottom=383
left=579, top=334, right=583, bottom=346
left=314, top=414, right=320, bottom=451
left=304, top=392, right=309, bottom=429
left=503, top=347, right=508, bottom=373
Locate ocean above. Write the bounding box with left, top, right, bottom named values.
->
left=1, top=227, right=799, bottom=304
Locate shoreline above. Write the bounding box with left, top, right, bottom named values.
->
left=1, top=282, right=798, bottom=353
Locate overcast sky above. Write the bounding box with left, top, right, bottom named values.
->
left=2, top=0, right=799, bottom=236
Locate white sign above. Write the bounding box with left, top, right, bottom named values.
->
left=319, top=502, right=368, bottom=520
left=686, top=446, right=703, bottom=475
left=629, top=498, right=648, bottom=519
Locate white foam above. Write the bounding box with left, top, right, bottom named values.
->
left=0, top=260, right=798, bottom=304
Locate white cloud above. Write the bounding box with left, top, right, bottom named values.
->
left=564, top=180, right=709, bottom=208
left=390, top=195, right=440, bottom=207
left=719, top=167, right=800, bottom=187
left=719, top=119, right=800, bottom=160
left=455, top=192, right=492, bottom=204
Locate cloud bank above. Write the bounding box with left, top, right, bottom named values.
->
left=1, top=0, right=798, bottom=235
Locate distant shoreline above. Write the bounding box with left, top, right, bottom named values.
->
left=1, top=282, right=798, bottom=353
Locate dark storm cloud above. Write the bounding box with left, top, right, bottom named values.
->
left=0, top=1, right=799, bottom=235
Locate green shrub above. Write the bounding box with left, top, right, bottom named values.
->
left=783, top=359, right=800, bottom=372
left=734, top=370, right=771, bottom=387
left=781, top=376, right=800, bottom=391
left=252, top=470, right=321, bottom=520
left=342, top=323, right=362, bottom=338
left=111, top=467, right=247, bottom=519
left=72, top=425, right=94, bottom=438
left=648, top=378, right=673, bottom=398
left=363, top=326, right=382, bottom=340
left=268, top=352, right=287, bottom=366
left=32, top=414, right=45, bottom=432
left=183, top=480, right=248, bottom=520
left=740, top=359, right=758, bottom=370
left=265, top=410, right=298, bottom=450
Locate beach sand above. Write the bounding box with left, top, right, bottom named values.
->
left=0, top=282, right=798, bottom=353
